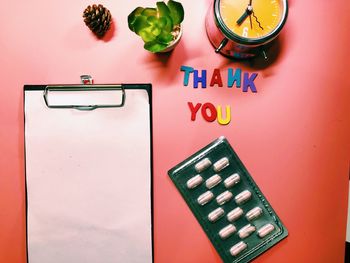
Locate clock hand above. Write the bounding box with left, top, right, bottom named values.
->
left=252, top=11, right=264, bottom=30
left=249, top=13, right=253, bottom=29
left=248, top=0, right=253, bottom=29
left=236, top=5, right=253, bottom=25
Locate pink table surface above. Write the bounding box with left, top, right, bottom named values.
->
left=1, top=0, right=350, bottom=262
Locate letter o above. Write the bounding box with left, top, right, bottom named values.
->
left=201, top=103, right=217, bottom=122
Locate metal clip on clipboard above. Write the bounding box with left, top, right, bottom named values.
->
left=43, top=75, right=126, bottom=111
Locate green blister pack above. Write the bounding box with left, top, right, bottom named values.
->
left=168, top=136, right=288, bottom=263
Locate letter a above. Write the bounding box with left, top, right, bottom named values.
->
left=210, top=69, right=223, bottom=87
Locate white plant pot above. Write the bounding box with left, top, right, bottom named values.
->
left=159, top=25, right=183, bottom=53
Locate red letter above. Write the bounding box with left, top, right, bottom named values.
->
left=188, top=102, right=202, bottom=121
left=201, top=103, right=217, bottom=122
left=210, top=69, right=223, bottom=87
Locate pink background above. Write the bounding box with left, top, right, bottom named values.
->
left=1, top=0, right=350, bottom=262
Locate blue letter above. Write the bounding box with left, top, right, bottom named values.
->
left=194, top=70, right=207, bottom=88
left=181, top=66, right=194, bottom=86
left=228, top=68, right=241, bottom=88
left=243, top=72, right=258, bottom=93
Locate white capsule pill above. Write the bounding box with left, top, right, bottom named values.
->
left=235, top=190, right=252, bottom=205
left=219, top=224, right=236, bottom=239
left=208, top=208, right=224, bottom=222
left=224, top=173, right=240, bottom=188
left=197, top=191, right=214, bottom=206
left=186, top=175, right=203, bottom=189
left=216, top=190, right=233, bottom=205
left=206, top=174, right=222, bottom=189
left=230, top=241, right=247, bottom=257
left=246, top=207, right=263, bottom=221
left=258, top=223, right=275, bottom=238
left=213, top=157, right=229, bottom=172
left=227, top=207, right=244, bottom=222
left=238, top=224, right=256, bottom=239
left=195, top=158, right=212, bottom=173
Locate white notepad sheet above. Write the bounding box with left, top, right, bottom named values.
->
left=25, top=87, right=152, bottom=263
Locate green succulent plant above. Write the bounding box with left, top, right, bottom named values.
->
left=128, top=0, right=184, bottom=52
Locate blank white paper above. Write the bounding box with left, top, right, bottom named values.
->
left=25, top=88, right=152, bottom=263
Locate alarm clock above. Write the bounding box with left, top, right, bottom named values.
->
left=206, top=0, right=288, bottom=59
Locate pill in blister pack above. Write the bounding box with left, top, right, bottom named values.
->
left=213, top=157, right=229, bottom=172
left=216, top=190, right=233, bottom=205
left=186, top=175, right=203, bottom=189
left=197, top=191, right=214, bottom=206
left=227, top=207, right=244, bottom=222
left=224, top=173, right=240, bottom=188
left=195, top=158, right=212, bottom=173
left=258, top=224, right=275, bottom=238
left=235, top=190, right=252, bottom=205
left=246, top=207, right=263, bottom=221
left=206, top=174, right=222, bottom=189
left=168, top=137, right=288, bottom=263
left=208, top=207, right=224, bottom=222
left=230, top=241, right=247, bottom=256
left=238, top=224, right=256, bottom=239
left=219, top=224, right=236, bottom=239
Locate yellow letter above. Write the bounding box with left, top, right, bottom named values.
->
left=217, top=105, right=231, bottom=125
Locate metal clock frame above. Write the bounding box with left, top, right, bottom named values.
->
left=214, top=0, right=289, bottom=46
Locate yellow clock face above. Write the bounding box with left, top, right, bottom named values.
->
left=219, top=0, right=286, bottom=40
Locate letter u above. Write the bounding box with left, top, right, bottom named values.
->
left=217, top=105, right=231, bottom=125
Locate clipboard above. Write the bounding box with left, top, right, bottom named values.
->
left=24, top=83, right=153, bottom=263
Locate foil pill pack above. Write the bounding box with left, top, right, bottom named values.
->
left=168, top=137, right=288, bottom=263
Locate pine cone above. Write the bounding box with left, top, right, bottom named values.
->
left=83, top=4, right=112, bottom=37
